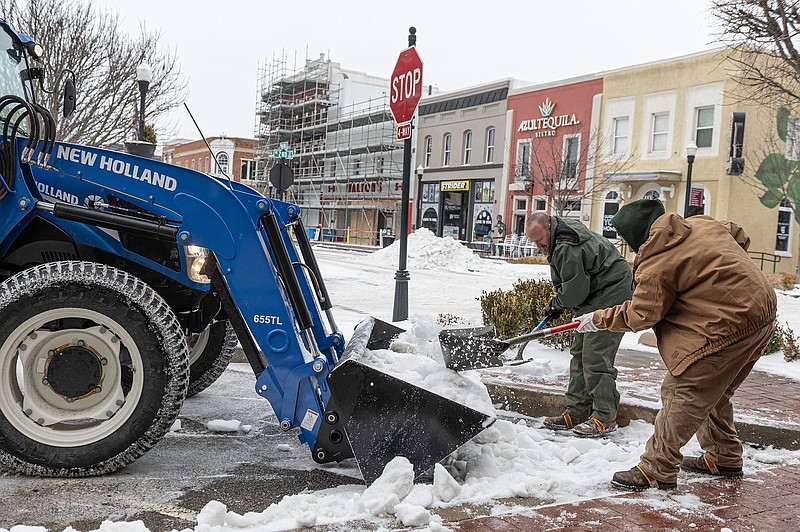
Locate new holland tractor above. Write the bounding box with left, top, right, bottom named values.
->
left=0, top=21, right=493, bottom=484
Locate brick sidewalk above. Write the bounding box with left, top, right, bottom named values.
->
left=461, top=346, right=800, bottom=531
left=482, top=347, right=800, bottom=433
left=451, top=464, right=800, bottom=531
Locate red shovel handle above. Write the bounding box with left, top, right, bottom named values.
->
left=497, top=320, right=581, bottom=349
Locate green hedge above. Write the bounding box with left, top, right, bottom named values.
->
left=479, top=279, right=573, bottom=350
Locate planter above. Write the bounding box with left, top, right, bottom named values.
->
left=124, top=141, right=157, bottom=159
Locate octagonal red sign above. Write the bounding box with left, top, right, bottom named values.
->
left=389, top=46, right=423, bottom=125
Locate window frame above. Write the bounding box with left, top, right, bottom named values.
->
left=463, top=130, right=472, bottom=165
left=486, top=127, right=496, bottom=163
left=443, top=133, right=452, bottom=166
left=650, top=112, right=669, bottom=153
left=613, top=117, right=629, bottom=155
left=695, top=106, right=715, bottom=149
left=424, top=135, right=433, bottom=167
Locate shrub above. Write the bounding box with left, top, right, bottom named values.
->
left=479, top=278, right=573, bottom=350
left=507, top=255, right=549, bottom=265
left=765, top=272, right=797, bottom=291
left=766, top=322, right=800, bottom=362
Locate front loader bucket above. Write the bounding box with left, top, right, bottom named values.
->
left=327, top=317, right=495, bottom=485
left=439, top=326, right=506, bottom=371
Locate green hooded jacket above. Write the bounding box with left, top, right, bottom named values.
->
left=547, top=216, right=634, bottom=315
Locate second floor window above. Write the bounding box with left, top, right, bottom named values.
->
left=443, top=133, right=452, bottom=166
left=613, top=117, right=629, bottom=155
left=562, top=136, right=579, bottom=181
left=486, top=127, right=495, bottom=163
left=216, top=152, right=229, bottom=174
left=517, top=142, right=531, bottom=179
left=424, top=135, right=432, bottom=166
left=463, top=130, right=472, bottom=165
left=651, top=113, right=668, bottom=153
left=695, top=106, right=714, bottom=148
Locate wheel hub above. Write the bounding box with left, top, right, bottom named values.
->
left=46, top=345, right=103, bottom=399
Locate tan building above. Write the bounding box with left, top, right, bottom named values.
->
left=162, top=137, right=257, bottom=185
left=589, top=49, right=800, bottom=275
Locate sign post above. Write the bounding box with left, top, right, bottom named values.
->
left=390, top=27, right=423, bottom=322
left=270, top=141, right=295, bottom=201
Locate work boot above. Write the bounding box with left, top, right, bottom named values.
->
left=611, top=466, right=677, bottom=491
left=542, top=412, right=584, bottom=431
left=572, top=416, right=617, bottom=438
left=681, top=454, right=743, bottom=479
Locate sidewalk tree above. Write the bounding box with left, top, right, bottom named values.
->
left=0, top=0, right=187, bottom=147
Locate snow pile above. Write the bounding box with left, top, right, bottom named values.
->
left=367, top=228, right=485, bottom=272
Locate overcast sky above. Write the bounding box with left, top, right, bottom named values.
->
left=97, top=0, right=717, bottom=141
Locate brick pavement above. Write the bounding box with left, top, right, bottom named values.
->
left=450, top=464, right=800, bottom=531
left=457, top=346, right=800, bottom=530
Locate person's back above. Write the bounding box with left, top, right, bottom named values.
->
left=549, top=217, right=633, bottom=314
left=629, top=213, right=776, bottom=374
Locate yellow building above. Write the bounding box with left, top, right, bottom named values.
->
left=590, top=49, right=800, bottom=275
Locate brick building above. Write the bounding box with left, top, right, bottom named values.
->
left=162, top=137, right=257, bottom=184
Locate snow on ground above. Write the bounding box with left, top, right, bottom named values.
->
left=7, top=231, right=800, bottom=532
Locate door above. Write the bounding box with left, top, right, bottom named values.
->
left=443, top=191, right=468, bottom=240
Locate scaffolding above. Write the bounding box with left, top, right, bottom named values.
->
left=254, top=52, right=404, bottom=245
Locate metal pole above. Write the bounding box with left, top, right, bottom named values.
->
left=137, top=80, right=148, bottom=141
left=392, top=27, right=416, bottom=322
left=683, top=154, right=695, bottom=217
left=416, top=173, right=423, bottom=229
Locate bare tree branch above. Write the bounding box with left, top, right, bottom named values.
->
left=712, top=0, right=800, bottom=107
left=0, top=0, right=188, bottom=147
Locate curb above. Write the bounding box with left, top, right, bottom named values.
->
left=485, top=381, right=800, bottom=451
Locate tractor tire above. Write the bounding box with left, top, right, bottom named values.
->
left=185, top=321, right=237, bottom=397
left=0, top=261, right=189, bottom=477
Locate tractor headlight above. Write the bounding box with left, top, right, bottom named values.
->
left=185, top=245, right=210, bottom=284
left=25, top=41, right=44, bottom=60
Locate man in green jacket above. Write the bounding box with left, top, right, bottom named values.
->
left=526, top=212, right=634, bottom=437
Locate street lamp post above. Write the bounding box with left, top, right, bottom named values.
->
left=415, top=164, right=424, bottom=229
left=136, top=63, right=153, bottom=142
left=683, top=140, right=698, bottom=217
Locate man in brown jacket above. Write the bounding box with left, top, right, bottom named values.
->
left=575, top=199, right=777, bottom=490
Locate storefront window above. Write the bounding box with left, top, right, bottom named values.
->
left=776, top=198, right=793, bottom=255
left=603, top=191, right=620, bottom=239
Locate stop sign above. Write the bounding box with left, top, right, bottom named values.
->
left=389, top=46, right=423, bottom=125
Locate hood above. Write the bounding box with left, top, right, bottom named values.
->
left=547, top=216, right=590, bottom=259
left=611, top=199, right=665, bottom=252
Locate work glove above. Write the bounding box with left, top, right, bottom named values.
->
left=576, top=312, right=601, bottom=333
left=543, top=299, right=563, bottom=322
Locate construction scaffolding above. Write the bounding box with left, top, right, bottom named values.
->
left=254, top=52, right=405, bottom=245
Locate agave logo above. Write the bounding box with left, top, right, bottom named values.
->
left=538, top=97, right=555, bottom=117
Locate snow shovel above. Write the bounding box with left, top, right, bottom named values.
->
left=439, top=321, right=581, bottom=371
left=327, top=317, right=496, bottom=485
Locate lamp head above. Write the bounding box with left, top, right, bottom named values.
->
left=416, top=164, right=424, bottom=178
left=686, top=140, right=698, bottom=158
left=136, top=63, right=153, bottom=84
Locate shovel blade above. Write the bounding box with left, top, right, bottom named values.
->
left=328, top=317, right=495, bottom=485
left=439, top=326, right=506, bottom=371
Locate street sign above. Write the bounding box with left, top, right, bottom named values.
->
left=389, top=46, right=423, bottom=126
left=397, top=123, right=412, bottom=140
left=272, top=147, right=294, bottom=160
left=269, top=162, right=294, bottom=193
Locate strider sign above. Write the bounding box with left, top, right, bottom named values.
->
left=440, top=180, right=469, bottom=192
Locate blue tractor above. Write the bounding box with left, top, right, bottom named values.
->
left=0, top=21, right=494, bottom=484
